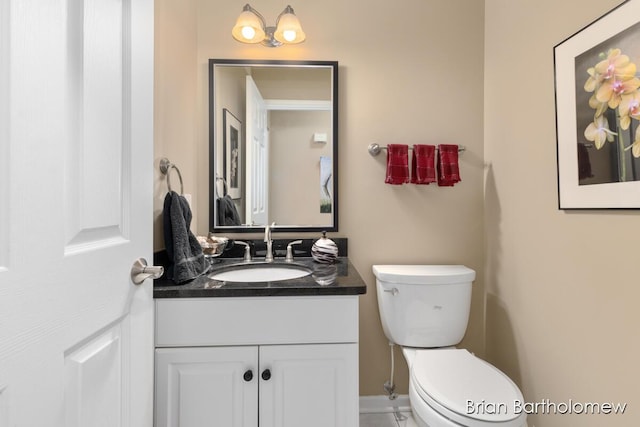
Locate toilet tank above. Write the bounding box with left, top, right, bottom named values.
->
left=373, top=265, right=475, bottom=348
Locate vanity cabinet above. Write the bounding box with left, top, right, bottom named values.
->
left=154, top=296, right=359, bottom=427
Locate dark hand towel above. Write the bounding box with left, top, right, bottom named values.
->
left=163, top=191, right=208, bottom=284
left=411, top=144, right=437, bottom=184
left=385, top=144, right=410, bottom=185
left=437, top=144, right=461, bottom=187
left=216, top=195, right=242, bottom=226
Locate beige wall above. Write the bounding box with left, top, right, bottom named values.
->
left=155, top=0, right=485, bottom=397
left=154, top=0, right=198, bottom=248
left=485, top=0, right=639, bottom=426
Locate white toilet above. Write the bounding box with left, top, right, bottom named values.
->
left=373, top=265, right=527, bottom=427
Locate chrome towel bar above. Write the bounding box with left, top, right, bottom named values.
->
left=367, top=143, right=466, bottom=157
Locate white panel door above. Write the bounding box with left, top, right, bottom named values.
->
left=259, top=344, right=359, bottom=427
left=155, top=347, right=258, bottom=427
left=0, top=0, right=154, bottom=426
left=245, top=76, right=268, bottom=226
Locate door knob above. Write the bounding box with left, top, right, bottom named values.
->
left=131, top=258, right=164, bottom=285
left=261, top=369, right=271, bottom=381
left=243, top=370, right=254, bottom=382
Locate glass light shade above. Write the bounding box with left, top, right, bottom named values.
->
left=273, top=11, right=306, bottom=44
left=232, top=10, right=266, bottom=43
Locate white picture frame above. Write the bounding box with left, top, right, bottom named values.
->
left=554, top=0, right=640, bottom=209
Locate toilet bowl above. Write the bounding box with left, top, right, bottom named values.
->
left=373, top=265, right=527, bottom=427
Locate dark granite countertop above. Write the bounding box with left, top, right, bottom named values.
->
left=153, top=257, right=367, bottom=298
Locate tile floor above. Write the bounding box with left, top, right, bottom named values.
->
left=359, top=410, right=418, bottom=427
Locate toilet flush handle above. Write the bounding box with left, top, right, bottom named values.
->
left=384, top=287, right=399, bottom=296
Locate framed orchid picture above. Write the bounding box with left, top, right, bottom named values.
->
left=554, top=0, right=640, bottom=209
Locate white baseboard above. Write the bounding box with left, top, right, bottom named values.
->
left=359, top=394, right=411, bottom=414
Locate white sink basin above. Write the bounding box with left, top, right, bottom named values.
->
left=209, top=264, right=312, bottom=283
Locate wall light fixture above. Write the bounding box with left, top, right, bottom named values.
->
left=232, top=3, right=306, bottom=47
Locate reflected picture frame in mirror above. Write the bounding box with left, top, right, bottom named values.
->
left=209, top=59, right=339, bottom=233
left=223, top=108, right=242, bottom=200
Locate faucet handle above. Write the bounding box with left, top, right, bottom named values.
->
left=285, top=240, right=303, bottom=262
left=234, top=240, right=252, bottom=262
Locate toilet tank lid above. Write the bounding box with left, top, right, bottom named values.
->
left=372, top=265, right=475, bottom=285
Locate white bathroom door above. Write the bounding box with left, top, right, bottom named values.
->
left=0, top=1, right=154, bottom=426
left=245, top=76, right=269, bottom=226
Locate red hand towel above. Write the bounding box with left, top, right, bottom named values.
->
left=385, top=144, right=410, bottom=185
left=437, top=144, right=461, bottom=186
left=411, top=144, right=436, bottom=184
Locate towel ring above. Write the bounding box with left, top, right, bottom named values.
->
left=159, top=157, right=184, bottom=194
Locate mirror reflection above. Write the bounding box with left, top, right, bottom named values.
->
left=209, top=59, right=338, bottom=233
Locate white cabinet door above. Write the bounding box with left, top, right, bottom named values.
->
left=259, top=344, right=359, bottom=427
left=155, top=347, right=258, bottom=427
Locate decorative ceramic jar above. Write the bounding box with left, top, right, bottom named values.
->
left=311, top=231, right=338, bottom=264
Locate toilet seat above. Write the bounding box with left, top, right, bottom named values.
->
left=410, top=349, right=527, bottom=426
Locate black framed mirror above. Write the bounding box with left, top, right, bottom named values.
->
left=209, top=59, right=338, bottom=233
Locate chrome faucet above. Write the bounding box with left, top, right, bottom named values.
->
left=264, top=222, right=276, bottom=262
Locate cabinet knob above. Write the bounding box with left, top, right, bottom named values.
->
left=261, top=369, right=271, bottom=381
left=243, top=370, right=253, bottom=382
